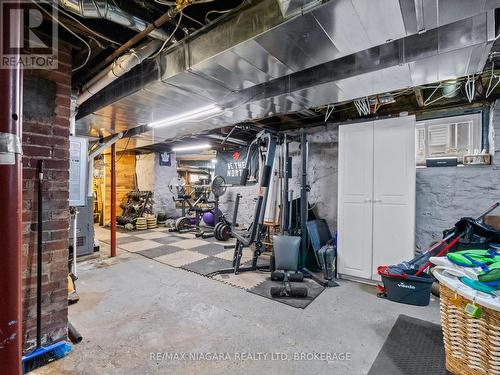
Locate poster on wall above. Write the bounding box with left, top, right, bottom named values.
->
left=215, top=147, right=259, bottom=185
left=159, top=152, right=172, bottom=166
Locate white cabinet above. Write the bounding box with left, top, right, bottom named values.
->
left=338, top=116, right=416, bottom=282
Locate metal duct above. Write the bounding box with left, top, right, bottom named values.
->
left=399, top=0, right=500, bottom=34
left=57, top=0, right=170, bottom=40
left=276, top=0, right=322, bottom=17
left=75, top=0, right=499, bottom=145
left=77, top=40, right=162, bottom=106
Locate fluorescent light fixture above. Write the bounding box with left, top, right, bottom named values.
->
left=148, top=104, right=223, bottom=128
left=172, top=143, right=212, bottom=152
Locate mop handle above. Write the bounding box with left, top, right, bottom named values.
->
left=36, top=160, right=43, bottom=349
left=414, top=236, right=460, bottom=277
left=477, top=201, right=500, bottom=221
left=412, top=201, right=500, bottom=265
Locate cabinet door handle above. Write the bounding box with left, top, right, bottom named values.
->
left=374, top=199, right=382, bottom=203
left=364, top=198, right=372, bottom=203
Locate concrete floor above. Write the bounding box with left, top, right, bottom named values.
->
left=35, top=231, right=441, bottom=375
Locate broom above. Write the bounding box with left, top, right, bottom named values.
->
left=22, top=160, right=72, bottom=373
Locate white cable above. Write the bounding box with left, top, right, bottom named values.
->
left=465, top=74, right=475, bottom=103
left=486, top=61, right=500, bottom=98
left=34, top=2, right=92, bottom=72
left=205, top=9, right=231, bottom=23
left=361, top=97, right=370, bottom=115
left=56, top=4, right=121, bottom=46
left=147, top=12, right=183, bottom=59
left=324, top=104, right=334, bottom=122
left=354, top=99, right=363, bottom=116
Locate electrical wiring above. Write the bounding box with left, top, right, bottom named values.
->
left=465, top=74, right=476, bottom=103
left=34, top=2, right=92, bottom=72
left=324, top=104, right=334, bottom=122
left=423, top=82, right=462, bottom=106
left=54, top=2, right=121, bottom=46
left=147, top=12, right=183, bottom=59
left=486, top=62, right=500, bottom=98
left=205, top=9, right=231, bottom=23
left=154, top=1, right=205, bottom=26
left=115, top=130, right=131, bottom=163
left=353, top=97, right=371, bottom=116
left=354, top=99, right=362, bottom=116
left=181, top=12, right=205, bottom=27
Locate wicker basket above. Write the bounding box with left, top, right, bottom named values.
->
left=439, top=283, right=500, bottom=375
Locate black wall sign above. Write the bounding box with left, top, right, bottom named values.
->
left=159, top=152, right=172, bottom=166
left=215, top=147, right=259, bottom=185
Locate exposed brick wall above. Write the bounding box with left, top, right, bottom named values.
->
left=21, top=45, right=71, bottom=352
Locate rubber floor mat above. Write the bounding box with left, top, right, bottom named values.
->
left=368, top=315, right=451, bottom=375
left=248, top=277, right=325, bottom=309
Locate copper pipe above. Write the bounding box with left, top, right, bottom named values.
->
left=0, top=0, right=23, bottom=372
left=110, top=144, right=117, bottom=257
left=88, top=7, right=178, bottom=77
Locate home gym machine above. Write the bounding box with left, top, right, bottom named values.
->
left=208, top=130, right=279, bottom=275
left=211, top=129, right=337, bottom=289
left=168, top=175, right=233, bottom=240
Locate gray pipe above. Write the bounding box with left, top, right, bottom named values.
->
left=77, top=40, right=162, bottom=105
left=57, top=0, right=170, bottom=40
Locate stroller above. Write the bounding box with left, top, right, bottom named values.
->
left=377, top=202, right=500, bottom=306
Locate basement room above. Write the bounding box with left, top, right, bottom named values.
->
left=2, top=1, right=500, bottom=374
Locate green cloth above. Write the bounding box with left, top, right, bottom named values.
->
left=448, top=249, right=500, bottom=283
left=478, top=263, right=500, bottom=282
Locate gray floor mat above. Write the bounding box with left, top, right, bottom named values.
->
left=192, top=244, right=227, bottom=256
left=154, top=236, right=186, bottom=245
left=181, top=256, right=234, bottom=276
left=248, top=278, right=325, bottom=309
left=136, top=245, right=182, bottom=259
left=368, top=315, right=450, bottom=375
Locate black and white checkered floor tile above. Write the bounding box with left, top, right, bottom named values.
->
left=95, top=226, right=324, bottom=308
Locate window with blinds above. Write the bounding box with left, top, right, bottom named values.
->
left=415, top=113, right=483, bottom=166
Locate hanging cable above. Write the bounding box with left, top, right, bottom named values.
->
left=465, top=74, right=476, bottom=103
left=53, top=3, right=121, bottom=46
left=324, top=104, right=335, bottom=122
left=147, top=12, right=184, bottom=59
left=34, top=2, right=92, bottom=72
left=486, top=61, right=500, bottom=98
left=205, top=9, right=231, bottom=23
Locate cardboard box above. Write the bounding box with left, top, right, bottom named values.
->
left=485, top=216, right=500, bottom=231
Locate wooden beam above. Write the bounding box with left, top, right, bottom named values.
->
left=414, top=88, right=424, bottom=107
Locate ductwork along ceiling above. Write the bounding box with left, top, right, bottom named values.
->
left=74, top=0, right=500, bottom=150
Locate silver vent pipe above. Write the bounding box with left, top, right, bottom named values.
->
left=57, top=0, right=170, bottom=40
left=77, top=39, right=162, bottom=106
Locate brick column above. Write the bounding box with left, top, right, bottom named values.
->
left=21, top=46, right=72, bottom=352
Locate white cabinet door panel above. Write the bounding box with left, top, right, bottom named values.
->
left=338, top=122, right=374, bottom=279
left=371, top=116, right=416, bottom=280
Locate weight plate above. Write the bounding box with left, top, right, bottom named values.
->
left=214, top=222, right=223, bottom=240
left=211, top=176, right=226, bottom=197
left=217, top=222, right=225, bottom=241
left=220, top=224, right=232, bottom=241
left=175, top=217, right=191, bottom=231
